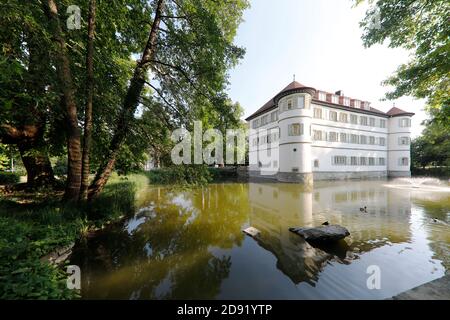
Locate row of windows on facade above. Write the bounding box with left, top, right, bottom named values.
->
left=251, top=125, right=410, bottom=147
left=252, top=132, right=280, bottom=146
left=313, top=108, right=389, bottom=128
left=251, top=99, right=411, bottom=130
left=330, top=156, right=409, bottom=166
left=312, top=130, right=410, bottom=146
left=257, top=156, right=409, bottom=169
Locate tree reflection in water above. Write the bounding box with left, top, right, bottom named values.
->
left=72, top=180, right=449, bottom=299
left=72, top=184, right=249, bottom=299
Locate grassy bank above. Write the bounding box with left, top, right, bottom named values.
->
left=0, top=166, right=231, bottom=299
left=144, top=166, right=239, bottom=185
left=0, top=173, right=148, bottom=299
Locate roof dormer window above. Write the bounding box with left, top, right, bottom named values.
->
left=332, top=95, right=339, bottom=104
left=319, top=92, right=326, bottom=101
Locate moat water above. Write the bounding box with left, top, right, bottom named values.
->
left=71, top=179, right=450, bottom=299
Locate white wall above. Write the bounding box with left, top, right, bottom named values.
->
left=248, top=99, right=412, bottom=175
left=278, top=93, right=313, bottom=173
left=388, top=116, right=412, bottom=172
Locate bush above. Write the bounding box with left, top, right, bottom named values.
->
left=52, top=157, right=67, bottom=177
left=0, top=213, right=83, bottom=299
left=412, top=166, right=450, bottom=179
left=145, top=165, right=213, bottom=185
left=0, top=172, right=20, bottom=185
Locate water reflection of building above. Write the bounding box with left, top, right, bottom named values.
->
left=248, top=183, right=332, bottom=285
left=313, top=181, right=413, bottom=246
left=247, top=181, right=413, bottom=285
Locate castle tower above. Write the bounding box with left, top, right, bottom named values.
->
left=386, top=107, right=414, bottom=177
left=275, top=81, right=316, bottom=185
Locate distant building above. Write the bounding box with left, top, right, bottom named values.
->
left=246, top=81, right=414, bottom=183
left=144, top=157, right=158, bottom=171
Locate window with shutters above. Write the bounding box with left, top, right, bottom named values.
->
left=288, top=123, right=303, bottom=136
left=287, top=99, right=293, bottom=110
left=329, top=132, right=338, bottom=142
left=313, top=108, right=322, bottom=119
left=329, top=111, right=338, bottom=121
left=313, top=130, right=323, bottom=141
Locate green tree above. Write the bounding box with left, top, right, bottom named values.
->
left=411, top=108, right=450, bottom=172
left=88, top=0, right=249, bottom=198
left=0, top=0, right=249, bottom=202
left=357, top=0, right=450, bottom=127
left=0, top=1, right=56, bottom=186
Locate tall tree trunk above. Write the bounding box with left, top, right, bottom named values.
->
left=80, top=0, right=96, bottom=201
left=88, top=0, right=165, bottom=200
left=44, top=0, right=82, bottom=201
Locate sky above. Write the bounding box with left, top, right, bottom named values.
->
left=226, top=0, right=427, bottom=138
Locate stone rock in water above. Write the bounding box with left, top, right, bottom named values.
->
left=289, top=225, right=350, bottom=243
left=242, top=226, right=260, bottom=237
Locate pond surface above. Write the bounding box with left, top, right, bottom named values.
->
left=71, top=179, right=450, bottom=299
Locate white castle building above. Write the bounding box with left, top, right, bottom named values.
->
left=246, top=81, right=414, bottom=184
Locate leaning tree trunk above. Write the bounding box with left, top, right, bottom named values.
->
left=45, top=0, right=82, bottom=201
left=88, top=0, right=165, bottom=200
left=80, top=0, right=97, bottom=201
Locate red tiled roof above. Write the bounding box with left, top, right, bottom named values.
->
left=386, top=107, right=415, bottom=116
left=245, top=81, right=312, bottom=120
left=245, top=80, right=412, bottom=121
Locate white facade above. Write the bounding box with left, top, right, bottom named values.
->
left=247, top=81, right=414, bottom=183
